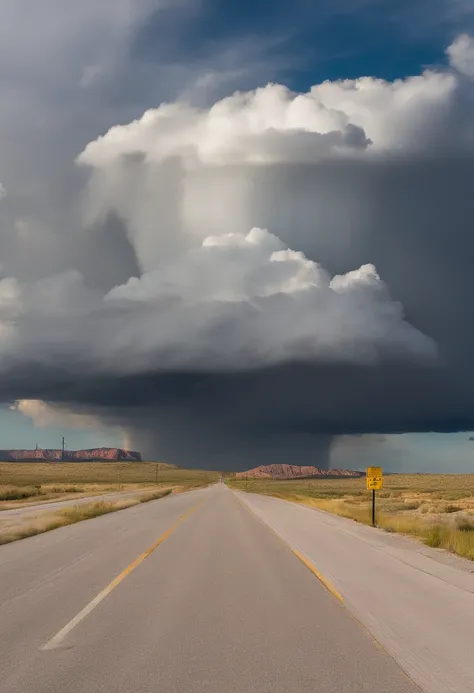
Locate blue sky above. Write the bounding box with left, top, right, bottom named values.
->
left=131, top=0, right=474, bottom=94
left=331, top=432, right=474, bottom=474
left=0, top=407, right=121, bottom=452
left=1, top=0, right=474, bottom=470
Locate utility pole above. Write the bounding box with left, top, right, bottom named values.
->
left=155, top=464, right=158, bottom=484
left=61, top=436, right=65, bottom=461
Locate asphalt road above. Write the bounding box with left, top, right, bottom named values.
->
left=0, top=484, right=467, bottom=692
left=237, top=489, right=474, bottom=693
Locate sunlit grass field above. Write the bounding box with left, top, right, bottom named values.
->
left=0, top=461, right=219, bottom=487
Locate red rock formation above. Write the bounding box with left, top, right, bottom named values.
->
left=0, top=448, right=142, bottom=462
left=235, top=464, right=363, bottom=479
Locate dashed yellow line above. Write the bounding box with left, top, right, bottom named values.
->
left=41, top=502, right=202, bottom=650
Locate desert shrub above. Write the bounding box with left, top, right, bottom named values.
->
left=403, top=501, right=421, bottom=510
left=441, top=504, right=462, bottom=514
left=50, top=486, right=84, bottom=494
left=456, top=516, right=474, bottom=532
left=0, top=486, right=45, bottom=501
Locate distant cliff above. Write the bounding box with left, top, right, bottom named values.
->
left=235, top=464, right=363, bottom=479
left=0, top=448, right=142, bottom=462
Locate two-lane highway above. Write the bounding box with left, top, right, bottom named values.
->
left=0, top=483, right=421, bottom=693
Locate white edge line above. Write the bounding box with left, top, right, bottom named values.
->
left=41, top=586, right=115, bottom=650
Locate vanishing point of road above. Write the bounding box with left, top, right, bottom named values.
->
left=0, top=483, right=473, bottom=693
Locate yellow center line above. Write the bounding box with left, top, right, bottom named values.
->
left=41, top=501, right=203, bottom=651
left=291, top=549, right=343, bottom=602
left=233, top=491, right=343, bottom=603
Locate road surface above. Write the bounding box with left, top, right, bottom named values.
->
left=236, top=489, right=474, bottom=693
left=0, top=483, right=469, bottom=692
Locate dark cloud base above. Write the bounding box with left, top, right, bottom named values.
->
left=3, top=357, right=472, bottom=470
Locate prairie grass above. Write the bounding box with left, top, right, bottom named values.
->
left=0, top=462, right=219, bottom=486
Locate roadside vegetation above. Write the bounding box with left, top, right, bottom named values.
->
left=0, top=462, right=217, bottom=545
left=0, top=487, right=175, bottom=545
left=228, top=474, right=474, bottom=560
left=0, top=462, right=219, bottom=510
left=139, top=489, right=173, bottom=503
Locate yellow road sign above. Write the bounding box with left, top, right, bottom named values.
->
left=366, top=466, right=383, bottom=490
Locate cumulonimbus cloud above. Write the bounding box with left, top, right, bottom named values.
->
left=2, top=35, right=474, bottom=467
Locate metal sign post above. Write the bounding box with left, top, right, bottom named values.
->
left=366, top=466, right=383, bottom=526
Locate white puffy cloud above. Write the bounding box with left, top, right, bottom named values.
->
left=79, top=57, right=466, bottom=174
left=447, top=33, right=474, bottom=77
left=105, top=227, right=435, bottom=368
left=0, top=227, right=434, bottom=374
left=11, top=399, right=130, bottom=448
left=79, top=68, right=458, bottom=173
left=79, top=90, right=372, bottom=170
left=11, top=399, right=101, bottom=430
left=77, top=40, right=474, bottom=275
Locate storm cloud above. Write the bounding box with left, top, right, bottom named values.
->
left=3, top=33, right=474, bottom=468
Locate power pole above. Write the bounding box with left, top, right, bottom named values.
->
left=61, top=436, right=65, bottom=461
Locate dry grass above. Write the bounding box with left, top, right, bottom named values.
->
left=57, top=500, right=138, bottom=524
left=228, top=474, right=474, bottom=560
left=0, top=484, right=88, bottom=507
left=0, top=487, right=175, bottom=546
left=138, top=488, right=173, bottom=503
left=0, top=486, right=45, bottom=501
left=0, top=463, right=219, bottom=510
left=0, top=462, right=219, bottom=486
left=0, top=499, right=137, bottom=545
